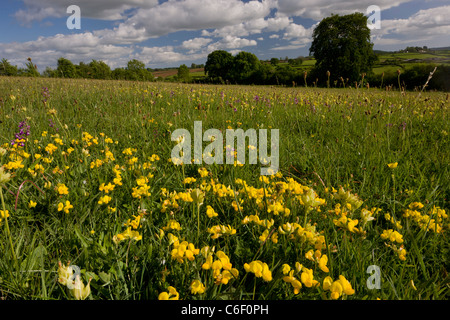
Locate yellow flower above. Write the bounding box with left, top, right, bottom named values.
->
left=244, top=260, right=272, bottom=282
left=190, top=280, right=206, bottom=294
left=99, top=182, right=115, bottom=193
left=323, top=276, right=333, bottom=291
left=98, top=195, right=112, bottom=205
left=58, top=201, right=73, bottom=214
left=387, top=162, right=398, bottom=169
left=281, top=264, right=291, bottom=275
left=29, top=200, right=37, bottom=208
left=318, top=254, right=329, bottom=273
left=57, top=183, right=69, bottom=195
left=158, top=286, right=179, bottom=300
left=330, top=280, right=343, bottom=299
left=0, top=210, right=10, bottom=225
left=300, top=267, right=319, bottom=288
left=282, top=269, right=302, bottom=294
left=113, top=227, right=142, bottom=244
left=206, top=205, right=218, bottom=218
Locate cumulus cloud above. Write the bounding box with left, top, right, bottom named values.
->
left=371, top=5, right=450, bottom=48
left=276, top=0, right=413, bottom=20
left=124, top=0, right=274, bottom=38
left=14, top=0, right=159, bottom=24
left=0, top=32, right=133, bottom=69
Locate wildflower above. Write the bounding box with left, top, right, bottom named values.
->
left=323, top=276, right=333, bottom=291
left=163, top=219, right=182, bottom=231
left=206, top=205, right=218, bottom=218
left=69, top=274, right=92, bottom=300
left=57, top=183, right=69, bottom=195
left=244, top=260, right=272, bottom=282
left=0, top=167, right=11, bottom=185
left=29, top=200, right=37, bottom=208
left=171, top=241, right=199, bottom=263
left=99, top=182, right=115, bottom=193
left=208, top=224, right=236, bottom=239
left=300, top=268, right=316, bottom=287
left=281, top=264, right=291, bottom=275
left=318, top=254, right=330, bottom=273
left=282, top=270, right=302, bottom=294
left=198, top=167, right=209, bottom=178
left=381, top=229, right=403, bottom=244
left=0, top=210, right=10, bottom=225
left=98, top=195, right=112, bottom=205
left=158, top=286, right=179, bottom=300
left=190, top=280, right=206, bottom=295
left=387, top=162, right=398, bottom=169
left=57, top=261, right=74, bottom=286
left=113, top=227, right=142, bottom=243
left=57, top=201, right=73, bottom=214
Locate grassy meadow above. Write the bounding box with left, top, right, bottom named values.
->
left=0, top=76, right=448, bottom=300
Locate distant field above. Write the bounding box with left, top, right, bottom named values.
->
left=153, top=68, right=204, bottom=79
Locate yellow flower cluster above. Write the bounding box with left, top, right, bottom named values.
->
left=281, top=263, right=303, bottom=294
left=332, top=187, right=363, bottom=211
left=170, top=237, right=200, bottom=263
left=244, top=260, right=272, bottom=282
left=323, top=275, right=355, bottom=299
left=163, top=219, right=182, bottom=231
left=113, top=227, right=142, bottom=243
left=57, top=200, right=73, bottom=214
left=305, top=249, right=329, bottom=273
left=381, top=229, right=404, bottom=244
left=381, top=229, right=407, bottom=261
left=202, top=248, right=239, bottom=285
left=403, top=202, right=447, bottom=233
left=158, top=286, right=179, bottom=300
left=131, top=176, right=151, bottom=199
left=207, top=224, right=236, bottom=239
left=190, top=279, right=206, bottom=294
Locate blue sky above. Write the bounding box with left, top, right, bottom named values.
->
left=0, top=0, right=449, bottom=70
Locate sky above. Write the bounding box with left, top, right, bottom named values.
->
left=0, top=0, right=449, bottom=70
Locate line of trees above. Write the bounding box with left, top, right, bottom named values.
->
left=0, top=57, right=154, bottom=81
left=204, top=50, right=305, bottom=85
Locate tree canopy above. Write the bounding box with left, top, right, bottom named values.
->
left=309, top=12, right=377, bottom=84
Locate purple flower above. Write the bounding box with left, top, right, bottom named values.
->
left=11, top=120, right=30, bottom=147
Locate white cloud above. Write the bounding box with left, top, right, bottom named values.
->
left=371, top=5, right=450, bottom=48
left=14, top=0, right=159, bottom=24
left=181, top=37, right=213, bottom=51
left=276, top=0, right=413, bottom=20
left=126, top=0, right=274, bottom=38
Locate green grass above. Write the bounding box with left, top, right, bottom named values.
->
left=0, top=76, right=448, bottom=300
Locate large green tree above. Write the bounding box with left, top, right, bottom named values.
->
left=204, top=50, right=234, bottom=83
left=177, top=64, right=191, bottom=83
left=309, top=13, right=377, bottom=84
left=230, top=51, right=261, bottom=84
left=57, top=57, right=76, bottom=78
left=126, top=59, right=153, bottom=81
